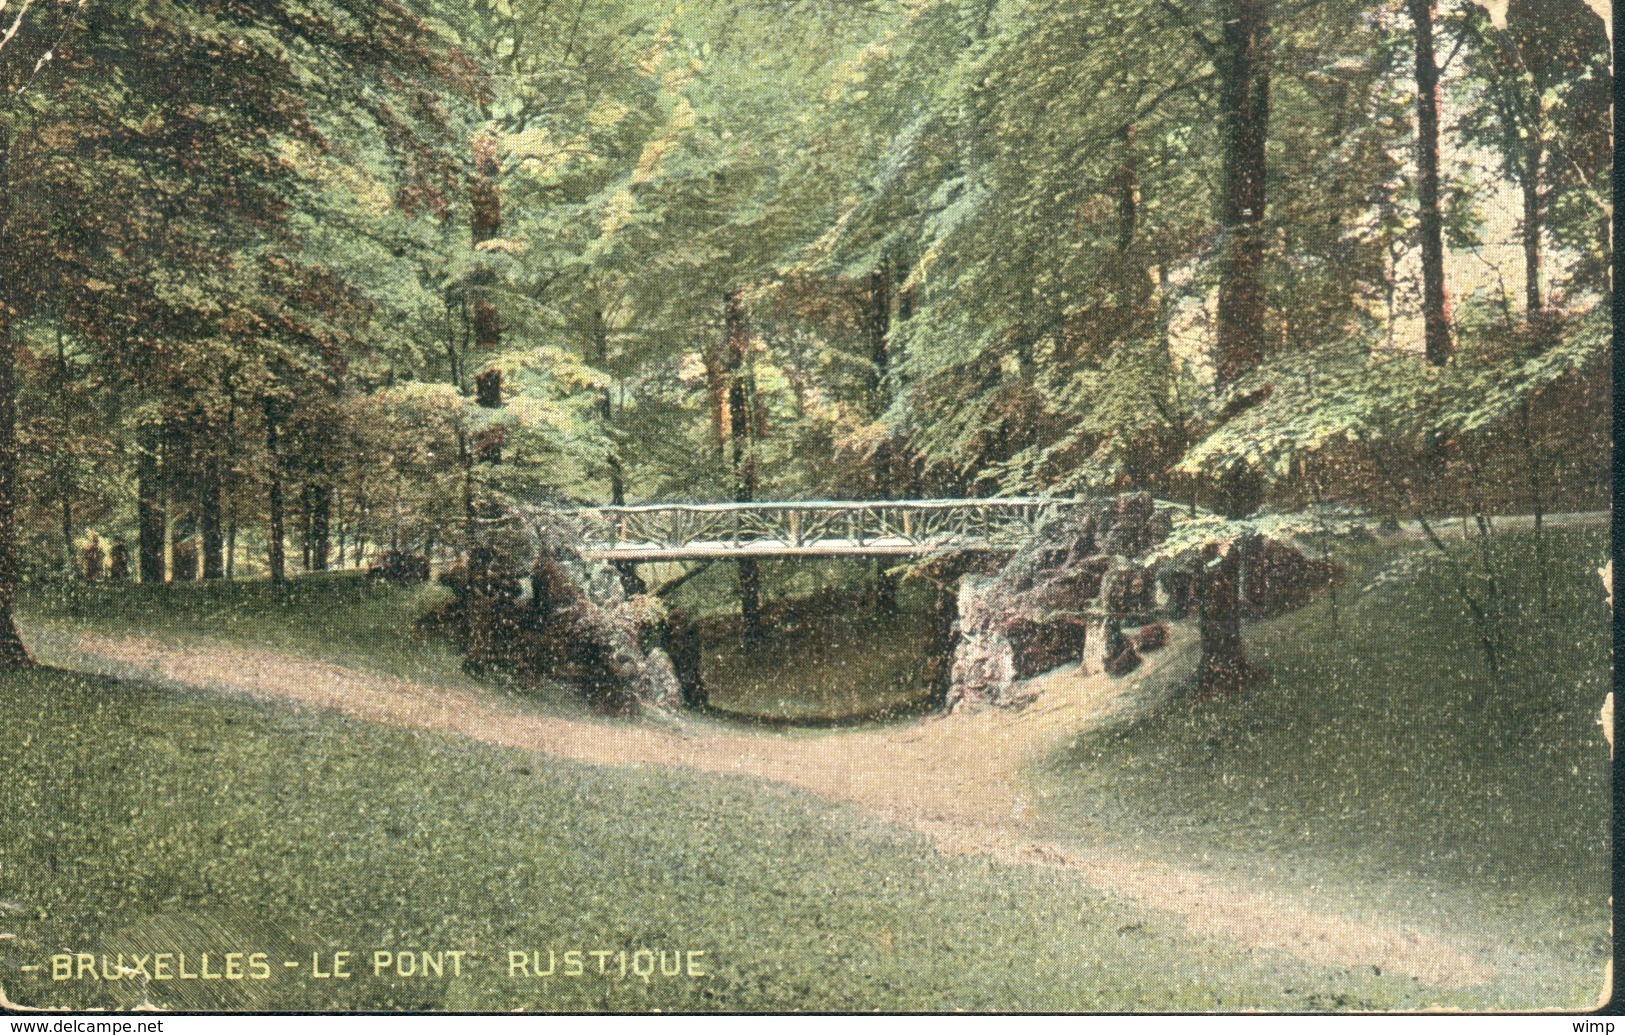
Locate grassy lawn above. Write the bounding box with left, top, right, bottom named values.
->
left=0, top=666, right=1460, bottom=1013
left=1038, top=528, right=1613, bottom=1008
left=21, top=573, right=472, bottom=688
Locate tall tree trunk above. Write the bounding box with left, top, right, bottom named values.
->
left=223, top=397, right=237, bottom=579
left=0, top=128, right=29, bottom=664
left=225, top=509, right=236, bottom=581
left=1215, top=0, right=1272, bottom=386
left=1200, top=0, right=1274, bottom=695
left=1196, top=540, right=1247, bottom=694
left=1408, top=0, right=1454, bottom=364
left=0, top=324, right=31, bottom=667
left=702, top=325, right=731, bottom=456
left=162, top=493, right=174, bottom=582
left=264, top=399, right=286, bottom=584
left=54, top=327, right=74, bottom=571
left=865, top=266, right=892, bottom=408
left=724, top=289, right=763, bottom=646
left=299, top=482, right=312, bottom=572
left=170, top=507, right=197, bottom=581
left=590, top=307, right=626, bottom=503
left=866, top=266, right=899, bottom=614
left=334, top=486, right=346, bottom=570
left=200, top=455, right=224, bottom=579
left=593, top=307, right=644, bottom=595
left=923, top=579, right=959, bottom=709
left=469, top=131, right=503, bottom=362
left=1522, top=127, right=1545, bottom=323
left=58, top=472, right=73, bottom=573
left=309, top=481, right=331, bottom=572
left=137, top=428, right=166, bottom=584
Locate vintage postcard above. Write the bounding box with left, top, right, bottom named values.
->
left=0, top=0, right=1613, bottom=1019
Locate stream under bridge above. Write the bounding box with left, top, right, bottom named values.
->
left=571, top=498, right=1086, bottom=562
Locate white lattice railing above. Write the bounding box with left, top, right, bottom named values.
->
left=572, top=498, right=1084, bottom=560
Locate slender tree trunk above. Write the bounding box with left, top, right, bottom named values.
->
left=200, top=454, right=224, bottom=579
left=223, top=397, right=237, bottom=579
left=299, top=482, right=312, bottom=572
left=137, top=428, right=166, bottom=584
left=0, top=128, right=29, bottom=664
left=1199, top=0, right=1274, bottom=695
left=470, top=131, right=503, bottom=360
left=225, top=511, right=237, bottom=581
left=1409, top=0, right=1453, bottom=364
left=162, top=493, right=174, bottom=581
left=724, top=289, right=763, bottom=646
left=1406, top=0, right=1457, bottom=531
left=264, top=399, right=286, bottom=584
left=336, top=486, right=347, bottom=570
left=924, top=579, right=959, bottom=710
left=58, top=476, right=73, bottom=573
left=1522, top=129, right=1545, bottom=323
left=703, top=328, right=731, bottom=456
left=866, top=266, right=900, bottom=613
left=864, top=264, right=903, bottom=614
left=55, top=328, right=75, bottom=571
left=590, top=308, right=623, bottom=501
left=592, top=307, right=644, bottom=595
left=170, top=512, right=197, bottom=581
left=309, top=481, right=331, bottom=572
left=0, top=323, right=31, bottom=666
left=456, top=424, right=476, bottom=546
left=865, top=266, right=891, bottom=408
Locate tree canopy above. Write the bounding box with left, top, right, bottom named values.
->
left=0, top=0, right=1610, bottom=677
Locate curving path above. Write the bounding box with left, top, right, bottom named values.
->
left=64, top=626, right=1493, bottom=989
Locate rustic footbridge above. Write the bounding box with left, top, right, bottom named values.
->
left=574, top=498, right=1085, bottom=562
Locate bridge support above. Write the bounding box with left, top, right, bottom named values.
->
left=737, top=557, right=763, bottom=647
left=922, top=578, right=959, bottom=710
left=614, top=561, right=646, bottom=597
left=873, top=557, right=898, bottom=615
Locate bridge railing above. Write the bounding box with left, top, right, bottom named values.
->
left=572, top=498, right=1086, bottom=559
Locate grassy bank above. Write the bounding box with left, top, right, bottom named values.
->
left=22, top=573, right=471, bottom=687
left=1038, top=528, right=1613, bottom=1007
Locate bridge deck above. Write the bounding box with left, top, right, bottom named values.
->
left=574, top=498, right=1082, bottom=562
left=583, top=538, right=1009, bottom=561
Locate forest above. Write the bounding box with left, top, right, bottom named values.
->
left=0, top=0, right=1610, bottom=660
left=0, top=0, right=1615, bottom=1014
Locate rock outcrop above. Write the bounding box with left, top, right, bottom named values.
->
left=947, top=493, right=1171, bottom=710
left=944, top=493, right=1339, bottom=711
left=419, top=511, right=681, bottom=713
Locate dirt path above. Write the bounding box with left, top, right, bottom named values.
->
left=67, top=628, right=1492, bottom=988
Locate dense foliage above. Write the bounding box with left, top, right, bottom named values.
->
left=0, top=0, right=1610, bottom=675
